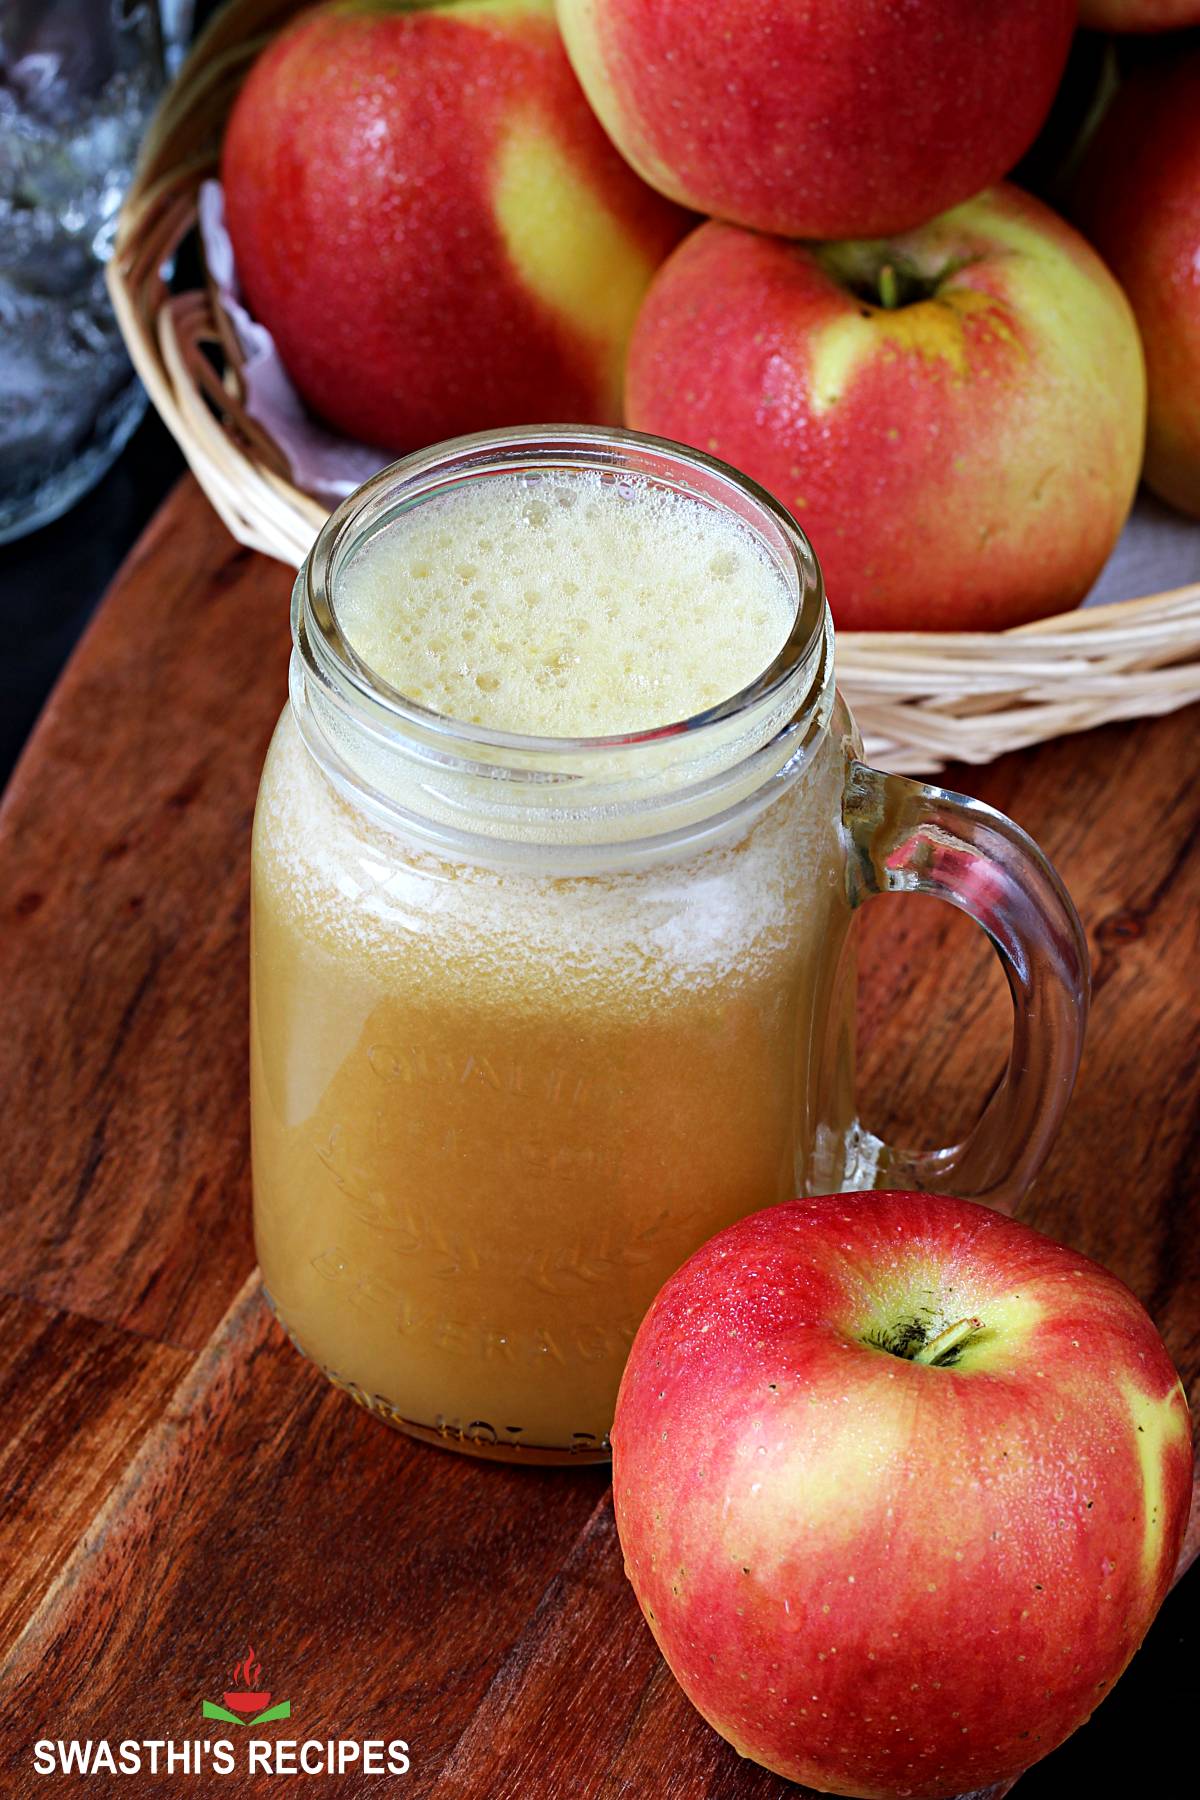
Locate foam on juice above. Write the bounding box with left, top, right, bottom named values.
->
left=335, top=470, right=795, bottom=736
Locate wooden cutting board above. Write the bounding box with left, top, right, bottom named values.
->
left=0, top=478, right=1195, bottom=1798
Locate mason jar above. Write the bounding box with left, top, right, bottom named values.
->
left=249, top=427, right=1088, bottom=1464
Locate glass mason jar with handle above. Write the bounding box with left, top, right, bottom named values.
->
left=250, top=427, right=1088, bottom=1464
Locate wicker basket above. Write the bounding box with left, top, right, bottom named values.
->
left=108, top=0, right=1200, bottom=774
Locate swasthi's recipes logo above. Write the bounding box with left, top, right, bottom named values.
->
left=32, top=1645, right=411, bottom=1778
left=202, top=1645, right=292, bottom=1727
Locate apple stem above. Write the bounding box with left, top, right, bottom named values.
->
left=913, top=1317, right=983, bottom=1367
left=878, top=263, right=901, bottom=310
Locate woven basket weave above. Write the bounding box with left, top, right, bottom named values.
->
left=108, top=0, right=1200, bottom=774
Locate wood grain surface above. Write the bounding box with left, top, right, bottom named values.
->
left=0, top=1294, right=190, bottom=1661
left=0, top=478, right=1195, bottom=1798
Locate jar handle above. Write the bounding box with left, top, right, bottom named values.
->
left=842, top=761, right=1089, bottom=1215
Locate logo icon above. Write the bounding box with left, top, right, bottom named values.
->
left=202, top=1647, right=291, bottom=1727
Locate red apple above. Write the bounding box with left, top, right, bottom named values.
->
left=613, top=1190, right=1192, bottom=1799
left=555, top=0, right=1076, bottom=238
left=1073, top=54, right=1200, bottom=516
left=1079, top=2, right=1200, bottom=28
left=221, top=0, right=689, bottom=452
left=625, top=185, right=1145, bottom=632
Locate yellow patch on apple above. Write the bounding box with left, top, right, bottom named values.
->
left=494, top=114, right=658, bottom=414
left=806, top=287, right=1015, bottom=415
left=1122, top=1374, right=1191, bottom=1583
left=451, top=0, right=552, bottom=26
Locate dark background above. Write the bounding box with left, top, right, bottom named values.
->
left=0, top=412, right=181, bottom=782
left=0, top=3, right=1193, bottom=1795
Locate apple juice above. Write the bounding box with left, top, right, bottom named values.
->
left=250, top=445, right=859, bottom=1461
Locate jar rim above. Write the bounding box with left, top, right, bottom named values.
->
left=290, top=426, right=836, bottom=859
left=298, top=424, right=828, bottom=757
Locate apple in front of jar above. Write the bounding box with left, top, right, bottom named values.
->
left=221, top=0, right=689, bottom=452
left=1072, top=53, right=1200, bottom=517
left=625, top=185, right=1145, bottom=632
left=612, top=1190, right=1191, bottom=1799
left=555, top=0, right=1075, bottom=238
